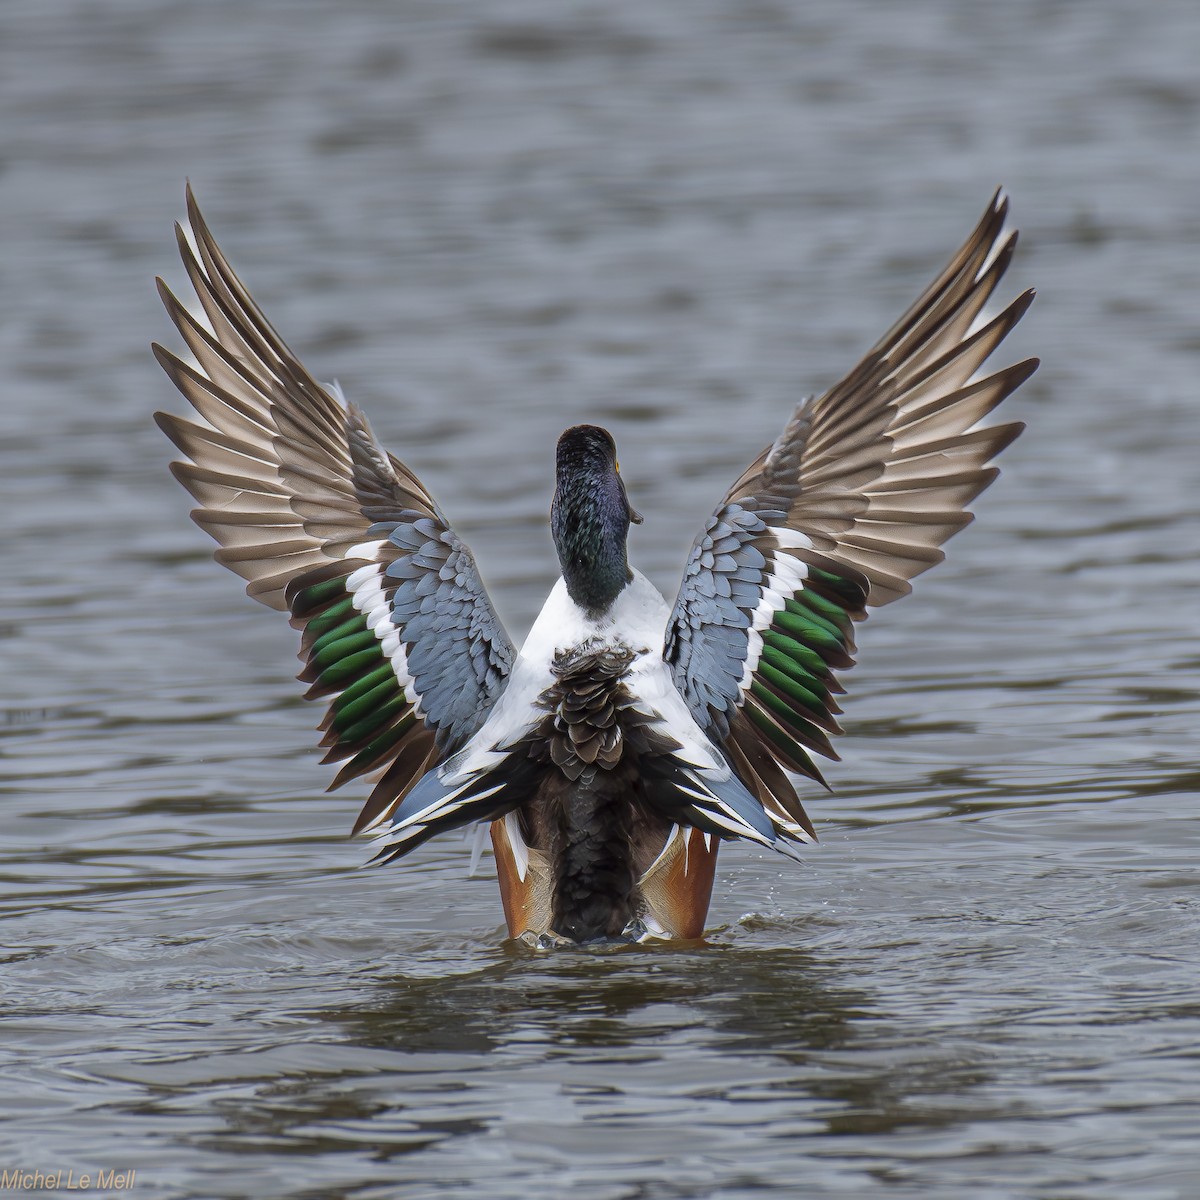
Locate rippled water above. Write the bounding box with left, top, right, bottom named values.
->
left=3, top=1, right=1199, bottom=1196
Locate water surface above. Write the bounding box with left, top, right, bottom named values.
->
left=2, top=1, right=1199, bottom=1196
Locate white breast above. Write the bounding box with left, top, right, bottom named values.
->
left=444, top=571, right=701, bottom=781
left=519, top=570, right=672, bottom=665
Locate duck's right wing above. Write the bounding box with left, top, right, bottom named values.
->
left=153, top=187, right=516, bottom=836
left=663, top=191, right=1037, bottom=844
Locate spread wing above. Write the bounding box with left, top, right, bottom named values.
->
left=664, top=190, right=1038, bottom=843
left=153, top=186, right=515, bottom=834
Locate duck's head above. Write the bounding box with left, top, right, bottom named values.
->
left=551, top=424, right=643, bottom=616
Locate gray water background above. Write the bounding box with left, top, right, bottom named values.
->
left=2, top=1, right=1199, bottom=1196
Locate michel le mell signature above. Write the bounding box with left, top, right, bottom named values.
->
left=1, top=1168, right=136, bottom=1192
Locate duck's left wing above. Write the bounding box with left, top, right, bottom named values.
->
left=663, top=191, right=1037, bottom=845
left=153, top=187, right=515, bottom=834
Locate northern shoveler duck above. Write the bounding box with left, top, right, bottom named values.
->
left=155, top=187, right=1036, bottom=944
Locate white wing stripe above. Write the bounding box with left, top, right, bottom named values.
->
left=345, top=549, right=423, bottom=711
left=505, top=811, right=530, bottom=882
left=373, top=779, right=508, bottom=849
left=739, top=546, right=811, bottom=691
left=345, top=539, right=385, bottom=564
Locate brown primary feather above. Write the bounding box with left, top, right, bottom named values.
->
left=153, top=187, right=432, bottom=612
left=761, top=207, right=1034, bottom=608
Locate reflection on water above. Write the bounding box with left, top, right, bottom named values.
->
left=208, top=937, right=897, bottom=1171
left=3, top=0, right=1200, bottom=1195
left=324, top=939, right=869, bottom=1057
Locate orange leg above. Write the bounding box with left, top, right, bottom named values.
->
left=638, top=827, right=720, bottom=940
left=490, top=817, right=551, bottom=938
left=490, top=818, right=720, bottom=941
